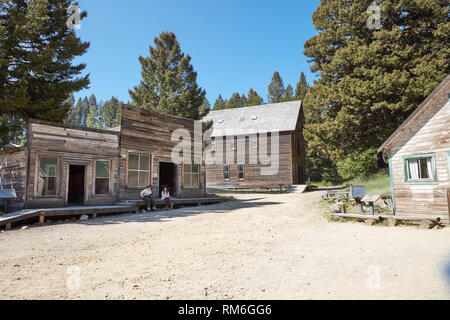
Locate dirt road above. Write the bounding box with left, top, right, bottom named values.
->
left=1, top=191, right=449, bottom=300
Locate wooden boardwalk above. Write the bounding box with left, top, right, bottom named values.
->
left=0, top=197, right=232, bottom=231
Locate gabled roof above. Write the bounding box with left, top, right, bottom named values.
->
left=202, top=100, right=302, bottom=137
left=378, top=74, right=450, bottom=153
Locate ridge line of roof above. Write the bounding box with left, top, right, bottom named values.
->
left=378, top=74, right=450, bottom=153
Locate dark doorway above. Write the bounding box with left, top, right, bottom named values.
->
left=68, top=165, right=85, bottom=205
left=159, top=162, right=176, bottom=197
left=298, top=166, right=305, bottom=184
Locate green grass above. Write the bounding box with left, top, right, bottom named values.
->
left=345, top=172, right=391, bottom=196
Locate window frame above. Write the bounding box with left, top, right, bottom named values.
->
left=182, top=163, right=200, bottom=189
left=126, top=152, right=151, bottom=189
left=94, top=159, right=112, bottom=195
left=238, top=165, right=245, bottom=181
left=252, top=135, right=258, bottom=149
left=223, top=165, right=230, bottom=181
left=36, top=154, right=61, bottom=198
left=231, top=136, right=237, bottom=151
left=403, top=154, right=437, bottom=185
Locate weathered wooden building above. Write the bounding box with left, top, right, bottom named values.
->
left=378, top=74, right=450, bottom=223
left=119, top=104, right=205, bottom=200
left=0, top=105, right=205, bottom=211
left=202, top=101, right=305, bottom=188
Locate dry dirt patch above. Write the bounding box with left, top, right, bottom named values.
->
left=0, top=191, right=449, bottom=300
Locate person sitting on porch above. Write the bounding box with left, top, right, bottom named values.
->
left=140, top=185, right=156, bottom=212
left=161, top=186, right=173, bottom=210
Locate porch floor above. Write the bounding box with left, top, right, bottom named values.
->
left=0, top=197, right=232, bottom=230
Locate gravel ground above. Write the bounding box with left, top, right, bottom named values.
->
left=1, top=190, right=449, bottom=300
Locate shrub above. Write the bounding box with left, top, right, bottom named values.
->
left=337, top=148, right=378, bottom=180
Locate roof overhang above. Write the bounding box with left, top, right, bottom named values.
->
left=378, top=74, right=450, bottom=154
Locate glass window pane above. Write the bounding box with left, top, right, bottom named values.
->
left=38, top=156, right=59, bottom=196
left=95, top=178, right=109, bottom=195
left=183, top=173, right=191, bottom=187
left=96, top=161, right=110, bottom=178
left=128, top=171, right=138, bottom=187
left=191, top=173, right=199, bottom=187
left=140, top=156, right=150, bottom=171
left=419, top=158, right=430, bottom=179
left=139, top=171, right=149, bottom=187
left=183, top=164, right=190, bottom=173
left=128, top=154, right=139, bottom=170
left=192, top=164, right=199, bottom=173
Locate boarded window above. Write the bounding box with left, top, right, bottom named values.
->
left=127, top=153, right=150, bottom=187
left=183, top=163, right=199, bottom=188
left=223, top=165, right=229, bottom=180
left=405, top=157, right=434, bottom=181
left=38, top=156, right=59, bottom=196
left=95, top=160, right=110, bottom=195
left=238, top=165, right=245, bottom=180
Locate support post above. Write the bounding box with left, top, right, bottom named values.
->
left=39, top=215, right=45, bottom=224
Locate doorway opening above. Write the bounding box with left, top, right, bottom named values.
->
left=68, top=165, right=85, bottom=206
left=159, top=162, right=176, bottom=197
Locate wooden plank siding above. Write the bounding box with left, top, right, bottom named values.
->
left=206, top=131, right=304, bottom=188
left=26, top=120, right=120, bottom=208
left=119, top=105, right=205, bottom=200
left=0, top=147, right=28, bottom=211
left=388, top=79, right=450, bottom=223
left=206, top=107, right=306, bottom=189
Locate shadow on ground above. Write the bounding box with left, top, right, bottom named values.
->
left=72, top=197, right=282, bottom=227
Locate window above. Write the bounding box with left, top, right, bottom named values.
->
left=127, top=153, right=150, bottom=187
left=405, top=156, right=435, bottom=182
left=38, top=156, right=59, bottom=196
left=95, top=160, right=110, bottom=195
left=252, top=135, right=258, bottom=149
left=211, top=138, right=216, bottom=151
left=183, top=163, right=199, bottom=188
left=223, top=165, right=229, bottom=180
left=238, top=165, right=245, bottom=180
left=231, top=137, right=237, bottom=150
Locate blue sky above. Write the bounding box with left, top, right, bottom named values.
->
left=74, top=0, right=320, bottom=105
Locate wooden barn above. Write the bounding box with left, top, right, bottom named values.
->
left=378, top=74, right=450, bottom=224
left=202, top=101, right=305, bottom=189
left=0, top=105, right=206, bottom=212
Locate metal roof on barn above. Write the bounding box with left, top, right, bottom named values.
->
left=202, top=100, right=302, bottom=137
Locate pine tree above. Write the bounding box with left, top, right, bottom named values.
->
left=129, top=32, right=206, bottom=120
left=294, top=72, right=309, bottom=100
left=283, top=85, right=294, bottom=102
left=199, top=98, right=211, bottom=117
left=213, top=95, right=227, bottom=110
left=267, top=71, right=285, bottom=103
left=303, top=0, right=449, bottom=163
left=0, top=0, right=90, bottom=139
left=226, top=93, right=246, bottom=109
left=64, top=93, right=76, bottom=124
left=246, top=89, right=263, bottom=106
left=101, top=96, right=123, bottom=128
left=86, top=94, right=99, bottom=128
